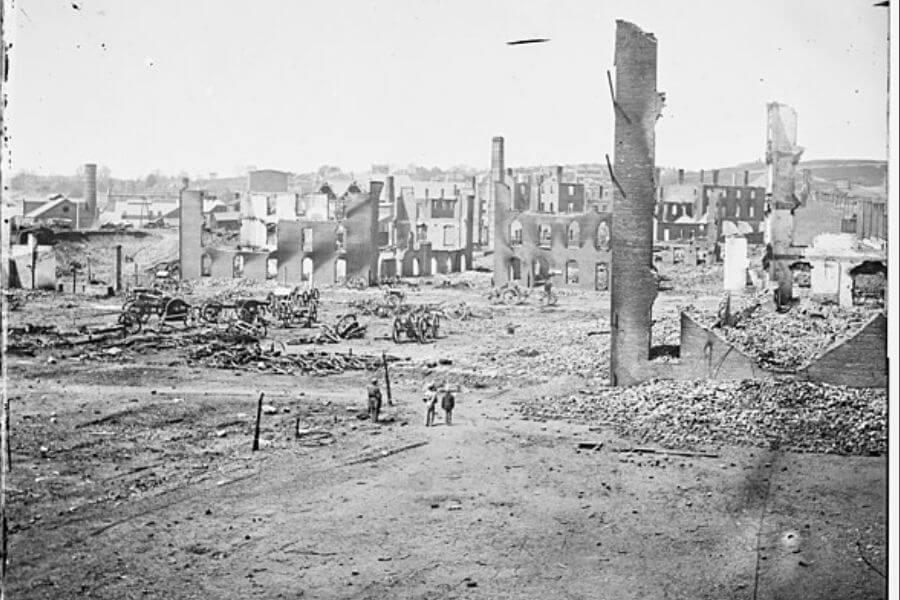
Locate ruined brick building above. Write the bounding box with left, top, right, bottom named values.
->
left=654, top=168, right=766, bottom=251
left=182, top=168, right=474, bottom=285
left=491, top=138, right=611, bottom=291
left=376, top=176, right=475, bottom=278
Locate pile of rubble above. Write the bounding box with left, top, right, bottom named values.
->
left=188, top=343, right=394, bottom=376
left=517, top=379, right=886, bottom=455
left=285, top=314, right=366, bottom=345
left=685, top=296, right=880, bottom=370
left=472, top=317, right=611, bottom=381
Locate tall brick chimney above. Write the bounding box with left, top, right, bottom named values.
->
left=556, top=165, right=564, bottom=183
left=743, top=170, right=750, bottom=186
left=765, top=102, right=803, bottom=306
left=699, top=169, right=705, bottom=184
left=609, top=20, right=664, bottom=387
left=83, top=163, right=98, bottom=229
left=712, top=169, right=719, bottom=185
left=678, top=169, right=684, bottom=185
left=385, top=175, right=395, bottom=205
left=491, top=137, right=505, bottom=184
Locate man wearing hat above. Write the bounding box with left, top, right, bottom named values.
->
left=423, top=382, right=439, bottom=427
left=367, top=378, right=383, bottom=422
left=440, top=383, right=456, bottom=426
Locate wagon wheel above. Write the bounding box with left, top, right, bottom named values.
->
left=127, top=303, right=152, bottom=324
left=501, top=289, right=518, bottom=305
left=163, top=298, right=191, bottom=324
left=418, top=316, right=433, bottom=342
left=335, top=314, right=357, bottom=336
left=122, top=299, right=135, bottom=313
left=201, top=301, right=223, bottom=323
left=255, top=321, right=268, bottom=338
left=430, top=313, right=440, bottom=338
left=118, top=311, right=142, bottom=335
left=391, top=318, right=402, bottom=343
left=415, top=317, right=429, bottom=343
left=238, top=306, right=255, bottom=323
left=185, top=306, right=200, bottom=328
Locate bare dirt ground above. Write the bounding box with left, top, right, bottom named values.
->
left=5, top=269, right=886, bottom=599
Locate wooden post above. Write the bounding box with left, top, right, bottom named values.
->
left=382, top=351, right=393, bottom=405
left=30, top=245, right=37, bottom=289
left=252, top=392, right=265, bottom=451
left=115, top=245, right=123, bottom=293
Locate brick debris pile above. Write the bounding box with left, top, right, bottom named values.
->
left=685, top=296, right=879, bottom=370
left=517, top=379, right=886, bottom=455
left=472, top=315, right=611, bottom=381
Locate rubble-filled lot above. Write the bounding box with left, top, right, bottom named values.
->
left=517, top=380, right=886, bottom=455
left=685, top=294, right=882, bottom=370
left=4, top=266, right=887, bottom=599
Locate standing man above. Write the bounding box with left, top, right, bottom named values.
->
left=367, top=378, right=383, bottom=423
left=440, top=383, right=456, bottom=426
left=423, top=382, right=438, bottom=427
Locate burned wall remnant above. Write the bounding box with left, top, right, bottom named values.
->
left=179, top=189, right=204, bottom=280
left=493, top=180, right=612, bottom=290
left=802, top=313, right=887, bottom=388
left=764, top=102, right=804, bottom=306
left=609, top=20, right=665, bottom=386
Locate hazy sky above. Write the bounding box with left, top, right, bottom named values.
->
left=6, top=0, right=891, bottom=178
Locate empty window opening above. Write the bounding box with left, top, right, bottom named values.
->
left=538, top=224, right=552, bottom=248
left=302, top=228, right=313, bottom=252
left=595, top=222, right=610, bottom=250
left=850, top=261, right=887, bottom=305
left=442, top=225, right=456, bottom=246
left=510, top=220, right=523, bottom=246
left=301, top=257, right=314, bottom=282
left=266, top=258, right=278, bottom=280
left=509, top=258, right=522, bottom=281
left=232, top=255, right=244, bottom=278
left=567, top=221, right=581, bottom=247
left=789, top=261, right=812, bottom=288
left=335, top=225, right=346, bottom=252
left=595, top=263, right=609, bottom=291
left=335, top=257, right=347, bottom=282
left=566, top=260, right=579, bottom=284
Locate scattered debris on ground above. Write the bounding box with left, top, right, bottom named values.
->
left=684, top=296, right=880, bottom=370
left=518, top=379, right=886, bottom=455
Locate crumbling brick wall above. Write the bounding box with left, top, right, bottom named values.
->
left=493, top=181, right=611, bottom=290
left=802, top=313, right=886, bottom=388
left=676, top=313, right=774, bottom=381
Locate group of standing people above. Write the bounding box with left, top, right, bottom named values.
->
left=365, top=377, right=455, bottom=427
left=422, top=382, right=455, bottom=427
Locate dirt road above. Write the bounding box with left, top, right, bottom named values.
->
left=5, top=281, right=886, bottom=599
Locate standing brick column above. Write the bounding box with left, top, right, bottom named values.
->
left=179, top=190, right=204, bottom=280
left=765, top=102, right=803, bottom=305
left=609, top=20, right=665, bottom=387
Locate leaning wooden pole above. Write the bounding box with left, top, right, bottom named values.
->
left=382, top=351, right=393, bottom=405
left=252, top=392, right=265, bottom=451
left=608, top=20, right=665, bottom=387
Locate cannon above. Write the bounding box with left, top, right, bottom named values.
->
left=391, top=311, right=429, bottom=344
